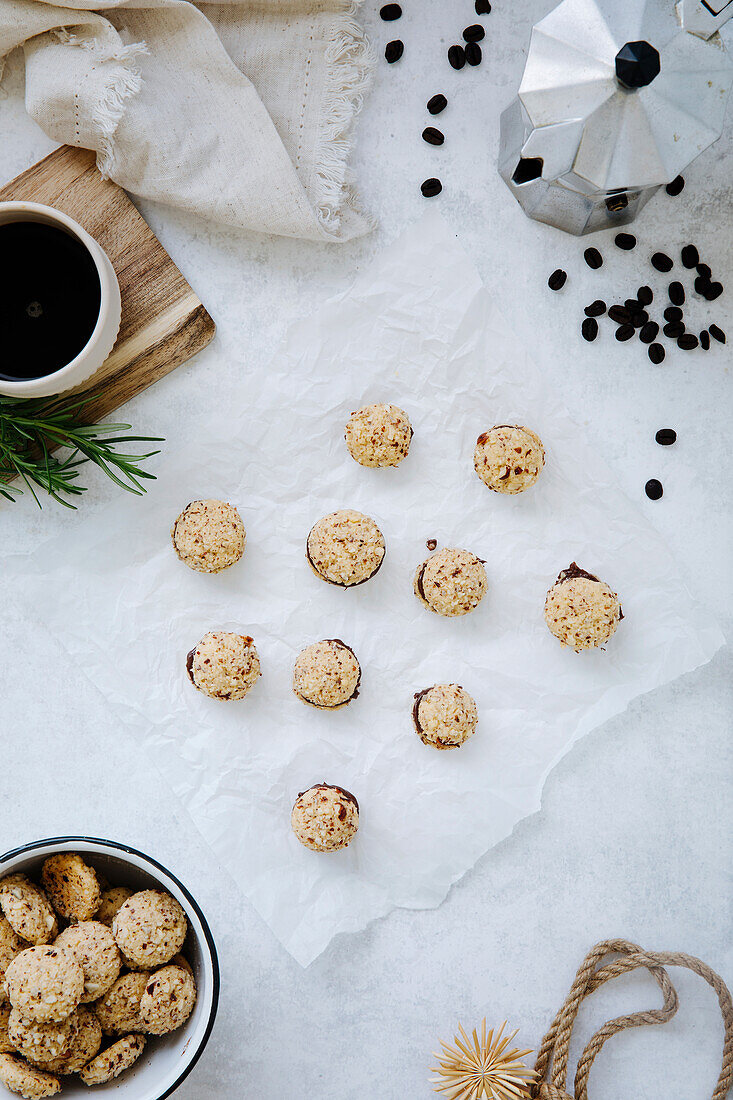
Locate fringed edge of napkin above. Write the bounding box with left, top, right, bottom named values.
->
left=314, top=2, right=376, bottom=239
left=53, top=28, right=148, bottom=180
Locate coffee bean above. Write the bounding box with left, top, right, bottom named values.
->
left=380, top=3, right=402, bottom=19
left=465, top=42, right=482, bottom=65
left=663, top=321, right=685, bottom=338
left=681, top=244, right=699, bottom=268
left=664, top=306, right=682, bottom=322
left=637, top=285, right=653, bottom=306
left=548, top=269, right=567, bottom=291
left=668, top=281, right=685, bottom=305
left=385, top=39, right=404, bottom=62
left=648, top=342, right=665, bottom=364
left=448, top=44, right=466, bottom=69
left=475, top=0, right=491, bottom=11
left=639, top=321, right=659, bottom=344
left=616, top=324, right=634, bottom=341
left=584, top=300, right=606, bottom=317
left=709, top=324, right=726, bottom=344
left=651, top=252, right=673, bottom=272
left=655, top=429, right=677, bottom=446
left=608, top=305, right=631, bottom=324
left=696, top=263, right=711, bottom=278
left=704, top=282, right=723, bottom=301
left=678, top=333, right=699, bottom=350
left=584, top=247, right=603, bottom=269
left=581, top=317, right=599, bottom=342
left=614, top=232, right=636, bottom=250
left=427, top=94, right=447, bottom=115
left=694, top=275, right=712, bottom=295
left=624, top=298, right=640, bottom=312
left=463, top=24, right=485, bottom=41
left=665, top=175, right=685, bottom=196
left=421, top=177, right=442, bottom=198
left=700, top=330, right=711, bottom=351
left=645, top=478, right=664, bottom=499
left=422, top=127, right=445, bottom=146
left=631, top=310, right=649, bottom=328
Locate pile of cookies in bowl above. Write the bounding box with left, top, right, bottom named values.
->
left=0, top=841, right=216, bottom=1099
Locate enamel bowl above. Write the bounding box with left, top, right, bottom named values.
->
left=0, top=837, right=219, bottom=1098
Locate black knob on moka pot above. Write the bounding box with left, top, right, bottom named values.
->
left=615, top=40, right=661, bottom=89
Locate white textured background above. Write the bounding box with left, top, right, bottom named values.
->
left=0, top=1, right=731, bottom=1097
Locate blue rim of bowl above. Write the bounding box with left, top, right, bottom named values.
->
left=0, top=836, right=220, bottom=1100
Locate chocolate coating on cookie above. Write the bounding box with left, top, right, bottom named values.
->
left=412, top=684, right=478, bottom=749
left=474, top=424, right=545, bottom=494
left=545, top=563, right=622, bottom=651
left=413, top=547, right=487, bottom=617
left=306, top=510, right=385, bottom=588
left=293, top=640, right=361, bottom=709
left=291, top=784, right=360, bottom=852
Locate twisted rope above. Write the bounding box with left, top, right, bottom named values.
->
left=531, top=939, right=733, bottom=1100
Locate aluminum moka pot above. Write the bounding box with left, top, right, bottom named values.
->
left=499, top=0, right=733, bottom=234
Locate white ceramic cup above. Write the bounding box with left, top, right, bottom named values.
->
left=0, top=202, right=121, bottom=399
left=0, top=837, right=219, bottom=1099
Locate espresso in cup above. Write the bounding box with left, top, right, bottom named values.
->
left=0, top=220, right=102, bottom=382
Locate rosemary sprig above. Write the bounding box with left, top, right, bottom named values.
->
left=0, top=394, right=163, bottom=509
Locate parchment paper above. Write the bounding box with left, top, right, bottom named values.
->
left=10, top=213, right=724, bottom=965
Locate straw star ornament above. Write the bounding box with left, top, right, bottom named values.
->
left=430, top=1019, right=536, bottom=1100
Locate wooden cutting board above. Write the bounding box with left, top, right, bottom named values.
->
left=0, top=146, right=215, bottom=422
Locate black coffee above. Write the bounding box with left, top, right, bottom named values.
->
left=0, top=220, right=101, bottom=381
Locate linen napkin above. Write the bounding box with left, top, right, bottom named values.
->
left=0, top=0, right=373, bottom=240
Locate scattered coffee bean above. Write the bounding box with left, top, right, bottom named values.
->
left=696, top=263, right=711, bottom=279
left=448, top=44, right=466, bottom=69
left=584, top=247, right=603, bottom=269
left=616, top=323, right=634, bottom=341
left=655, top=428, right=677, bottom=446
left=422, top=127, right=445, bottom=146
left=645, top=478, right=664, bottom=500
left=664, top=306, right=683, bottom=322
left=584, top=300, right=606, bottom=317
left=704, top=282, right=723, bottom=301
left=668, top=281, right=685, bottom=306
left=463, top=24, right=485, bottom=41
left=651, top=252, right=673, bottom=272
left=681, top=244, right=699, bottom=268
left=639, top=321, right=659, bottom=344
left=678, top=333, right=699, bottom=351
left=700, top=330, right=711, bottom=351
left=694, top=275, right=712, bottom=295
left=475, top=0, right=491, bottom=12
left=465, top=42, right=482, bottom=65
left=614, top=232, right=636, bottom=250
left=624, top=298, right=640, bottom=312
left=637, top=285, right=653, bottom=306
left=421, top=177, right=442, bottom=198
left=548, top=269, right=567, bottom=291
left=663, top=321, right=685, bottom=338
left=709, top=324, right=726, bottom=344
left=631, top=310, right=649, bottom=328
left=427, top=94, right=447, bottom=115
left=665, top=175, right=685, bottom=196
left=385, top=39, right=404, bottom=62
left=380, top=3, right=402, bottom=19
left=648, top=342, right=665, bottom=364
left=581, top=317, right=599, bottom=342
left=608, top=304, right=632, bottom=324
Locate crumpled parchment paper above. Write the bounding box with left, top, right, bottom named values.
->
left=10, top=212, right=724, bottom=965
